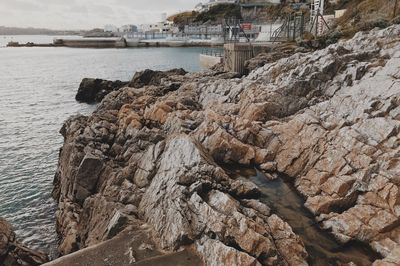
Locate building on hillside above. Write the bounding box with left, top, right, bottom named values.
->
left=239, top=0, right=281, bottom=22
left=310, top=1, right=346, bottom=35
left=119, top=25, right=138, bottom=33
left=195, top=0, right=239, bottom=13
left=317, top=9, right=346, bottom=35
left=138, top=21, right=178, bottom=33
left=195, top=3, right=206, bottom=12
left=335, top=9, right=346, bottom=18
left=184, top=24, right=223, bottom=36
left=161, top=13, right=168, bottom=22
left=104, top=24, right=118, bottom=33
left=240, top=0, right=280, bottom=5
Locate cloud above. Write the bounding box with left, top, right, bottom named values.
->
left=34, top=0, right=76, bottom=6
left=0, top=0, right=200, bottom=29
left=68, top=4, right=89, bottom=15
left=0, top=0, right=42, bottom=11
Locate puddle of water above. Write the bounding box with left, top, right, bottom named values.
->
left=224, top=166, right=381, bottom=266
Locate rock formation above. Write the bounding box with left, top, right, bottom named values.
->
left=75, top=69, right=188, bottom=104
left=0, top=217, right=48, bottom=265
left=75, top=78, right=128, bottom=103
left=128, top=68, right=187, bottom=88
left=244, top=44, right=310, bottom=73
left=54, top=25, right=400, bottom=265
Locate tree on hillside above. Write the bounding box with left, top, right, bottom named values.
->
left=194, top=4, right=242, bottom=23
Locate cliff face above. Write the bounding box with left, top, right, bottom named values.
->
left=53, top=25, right=400, bottom=265
left=53, top=71, right=308, bottom=265
left=0, top=218, right=48, bottom=265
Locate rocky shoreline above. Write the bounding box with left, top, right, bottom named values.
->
left=43, top=25, right=400, bottom=265
left=75, top=68, right=188, bottom=104
left=0, top=218, right=48, bottom=265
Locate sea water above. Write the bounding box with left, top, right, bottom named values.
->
left=0, top=43, right=204, bottom=256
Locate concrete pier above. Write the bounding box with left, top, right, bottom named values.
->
left=223, top=42, right=276, bottom=74
left=7, top=38, right=223, bottom=49
left=54, top=38, right=123, bottom=48
left=199, top=54, right=222, bottom=69
left=224, top=43, right=255, bottom=74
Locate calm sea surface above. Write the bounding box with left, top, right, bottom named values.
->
left=0, top=36, right=204, bottom=257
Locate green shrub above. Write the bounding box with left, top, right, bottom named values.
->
left=194, top=4, right=242, bottom=23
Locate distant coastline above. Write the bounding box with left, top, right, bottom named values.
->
left=0, top=26, right=82, bottom=36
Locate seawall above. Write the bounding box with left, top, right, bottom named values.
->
left=7, top=38, right=224, bottom=49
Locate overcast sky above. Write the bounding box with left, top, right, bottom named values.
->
left=0, top=0, right=200, bottom=30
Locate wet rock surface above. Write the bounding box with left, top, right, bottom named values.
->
left=54, top=25, right=400, bottom=265
left=237, top=167, right=381, bottom=265
left=0, top=217, right=48, bottom=266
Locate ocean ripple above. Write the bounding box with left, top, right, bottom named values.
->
left=0, top=45, right=202, bottom=258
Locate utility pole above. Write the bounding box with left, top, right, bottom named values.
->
left=310, top=0, right=324, bottom=36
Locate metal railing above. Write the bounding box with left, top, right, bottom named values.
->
left=125, top=32, right=174, bottom=40
left=271, top=12, right=305, bottom=43
left=201, top=48, right=224, bottom=57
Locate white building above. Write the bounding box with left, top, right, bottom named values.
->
left=161, top=13, right=168, bottom=22
left=195, top=0, right=238, bottom=13
left=195, top=3, right=205, bottom=12
left=104, top=24, right=118, bottom=33
left=184, top=24, right=223, bottom=35
left=240, top=0, right=280, bottom=4
left=138, top=21, right=178, bottom=33
left=119, top=25, right=138, bottom=33
left=335, top=9, right=346, bottom=19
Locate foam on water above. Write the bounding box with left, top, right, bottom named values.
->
left=0, top=44, right=203, bottom=257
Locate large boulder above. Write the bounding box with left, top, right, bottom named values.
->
left=0, top=217, right=48, bottom=265
left=129, top=68, right=187, bottom=88
left=75, top=78, right=128, bottom=103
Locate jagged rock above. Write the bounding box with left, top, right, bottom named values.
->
left=73, top=154, right=104, bottom=203
left=0, top=217, right=48, bottom=265
left=53, top=25, right=400, bottom=265
left=54, top=116, right=308, bottom=263
left=75, top=78, right=128, bottom=103
left=373, top=246, right=400, bottom=266
left=244, top=44, right=310, bottom=73
left=230, top=179, right=261, bottom=198
left=0, top=218, right=14, bottom=258
left=137, top=135, right=306, bottom=264
left=129, top=68, right=187, bottom=88
left=43, top=226, right=202, bottom=266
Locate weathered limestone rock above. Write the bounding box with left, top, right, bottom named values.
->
left=73, top=154, right=104, bottom=203
left=43, top=226, right=202, bottom=266
left=373, top=246, right=400, bottom=266
left=242, top=26, right=400, bottom=260
left=138, top=136, right=307, bottom=264
left=54, top=101, right=308, bottom=264
left=54, top=25, right=400, bottom=264
left=0, top=217, right=48, bottom=265
left=244, top=44, right=310, bottom=73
